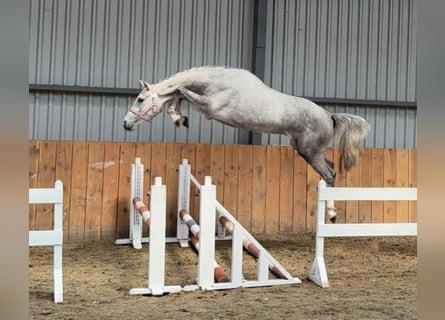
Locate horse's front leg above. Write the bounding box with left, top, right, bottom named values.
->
left=299, top=150, right=337, bottom=223
left=167, top=96, right=189, bottom=128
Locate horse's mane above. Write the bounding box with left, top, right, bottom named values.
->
left=162, top=66, right=234, bottom=82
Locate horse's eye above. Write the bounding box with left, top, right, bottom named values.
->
left=137, top=97, right=144, bottom=103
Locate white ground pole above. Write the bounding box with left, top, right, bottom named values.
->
left=29, top=180, right=64, bottom=303
left=308, top=180, right=417, bottom=288
left=129, top=177, right=182, bottom=296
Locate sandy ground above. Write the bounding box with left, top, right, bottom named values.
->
left=29, top=234, right=416, bottom=320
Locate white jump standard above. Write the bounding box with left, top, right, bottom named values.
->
left=129, top=177, right=182, bottom=296
left=308, top=180, right=417, bottom=288
left=179, top=160, right=301, bottom=291
left=128, top=158, right=301, bottom=295
left=115, top=158, right=146, bottom=248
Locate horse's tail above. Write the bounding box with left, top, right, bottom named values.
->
left=331, top=113, right=370, bottom=173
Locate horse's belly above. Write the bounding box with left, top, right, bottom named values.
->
left=213, top=112, right=285, bottom=134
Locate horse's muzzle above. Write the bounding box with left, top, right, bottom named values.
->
left=123, top=121, right=133, bottom=131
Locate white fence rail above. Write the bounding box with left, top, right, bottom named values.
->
left=29, top=180, right=64, bottom=303
left=308, top=180, right=417, bottom=288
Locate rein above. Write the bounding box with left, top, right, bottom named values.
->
left=129, top=84, right=159, bottom=121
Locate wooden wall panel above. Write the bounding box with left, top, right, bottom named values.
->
left=101, top=142, right=121, bottom=239
left=28, top=141, right=417, bottom=242
left=292, top=149, right=307, bottom=233
left=251, top=146, right=267, bottom=234
left=165, top=144, right=183, bottom=236
left=28, top=141, right=40, bottom=230
left=237, top=145, right=253, bottom=230
left=55, top=141, right=73, bottom=241
left=210, top=144, right=225, bottom=229
left=35, top=141, right=57, bottom=231
left=371, top=149, right=384, bottom=223
left=68, top=141, right=88, bottom=241
left=345, top=153, right=360, bottom=223
left=359, top=148, right=373, bottom=222
left=383, top=149, right=397, bottom=223
left=408, top=149, right=417, bottom=222
left=84, top=142, right=105, bottom=240
left=223, top=145, right=239, bottom=220
left=115, top=143, right=136, bottom=238
left=279, top=147, right=294, bottom=232
left=396, top=149, right=409, bottom=223
left=265, top=146, right=281, bottom=234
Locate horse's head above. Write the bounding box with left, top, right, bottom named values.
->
left=123, top=80, right=163, bottom=131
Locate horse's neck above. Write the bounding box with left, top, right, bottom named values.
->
left=156, top=72, right=196, bottom=95
left=157, top=67, right=223, bottom=95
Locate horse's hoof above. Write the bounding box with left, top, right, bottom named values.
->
left=182, top=116, right=189, bottom=128
left=329, top=216, right=336, bottom=223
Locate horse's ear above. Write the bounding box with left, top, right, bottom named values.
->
left=139, top=80, right=151, bottom=89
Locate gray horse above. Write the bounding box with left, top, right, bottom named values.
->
left=123, top=66, right=370, bottom=222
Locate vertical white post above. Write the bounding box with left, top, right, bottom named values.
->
left=308, top=180, right=329, bottom=288
left=53, top=180, right=63, bottom=303
left=130, top=158, right=144, bottom=249
left=177, top=159, right=191, bottom=247
left=257, top=250, right=269, bottom=282
left=197, top=176, right=216, bottom=290
left=148, top=177, right=167, bottom=295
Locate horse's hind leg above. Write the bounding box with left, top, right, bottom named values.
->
left=324, top=159, right=336, bottom=223
left=299, top=152, right=337, bottom=223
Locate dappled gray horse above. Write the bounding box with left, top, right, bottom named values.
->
left=123, top=66, right=370, bottom=222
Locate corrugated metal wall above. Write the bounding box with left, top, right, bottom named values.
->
left=29, top=0, right=417, bottom=147
left=29, top=0, right=254, bottom=143
left=262, top=0, right=417, bottom=147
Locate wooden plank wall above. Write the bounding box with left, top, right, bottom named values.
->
left=28, top=140, right=417, bottom=242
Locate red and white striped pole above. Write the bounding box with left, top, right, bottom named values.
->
left=180, top=209, right=228, bottom=283
left=132, top=197, right=151, bottom=225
